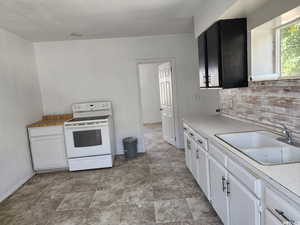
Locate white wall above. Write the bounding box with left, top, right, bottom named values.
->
left=34, top=34, right=219, bottom=154
left=251, top=28, right=274, bottom=76
left=248, top=0, right=300, bottom=77
left=193, top=0, right=236, bottom=37
left=0, top=28, right=43, bottom=201
left=138, top=63, right=161, bottom=124
left=247, top=0, right=300, bottom=30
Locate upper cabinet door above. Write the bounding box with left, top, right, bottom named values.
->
left=206, top=22, right=221, bottom=88
left=198, top=32, right=207, bottom=88
left=198, top=18, right=248, bottom=89
left=219, top=19, right=248, bottom=89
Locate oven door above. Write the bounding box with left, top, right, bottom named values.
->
left=64, top=124, right=111, bottom=158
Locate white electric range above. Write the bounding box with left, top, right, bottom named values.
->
left=64, top=101, right=115, bottom=171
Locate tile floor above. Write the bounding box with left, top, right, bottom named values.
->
left=0, top=124, right=222, bottom=225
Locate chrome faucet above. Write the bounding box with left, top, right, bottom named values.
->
left=277, top=124, right=300, bottom=147
left=281, top=124, right=293, bottom=144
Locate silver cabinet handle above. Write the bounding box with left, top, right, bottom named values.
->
left=222, top=176, right=226, bottom=192
left=226, top=180, right=230, bottom=196
left=196, top=149, right=199, bottom=159
left=270, top=209, right=295, bottom=225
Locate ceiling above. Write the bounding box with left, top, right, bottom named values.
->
left=0, top=0, right=205, bottom=42
left=0, top=0, right=275, bottom=42
left=220, top=0, right=271, bottom=19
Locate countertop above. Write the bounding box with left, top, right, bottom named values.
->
left=27, top=114, right=72, bottom=128
left=183, top=114, right=300, bottom=205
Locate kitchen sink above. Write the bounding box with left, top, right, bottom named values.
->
left=216, top=131, right=300, bottom=165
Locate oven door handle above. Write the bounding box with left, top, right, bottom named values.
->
left=64, top=123, right=108, bottom=129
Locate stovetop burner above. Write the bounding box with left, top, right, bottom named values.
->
left=67, top=116, right=109, bottom=122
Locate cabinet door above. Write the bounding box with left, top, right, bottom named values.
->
left=184, top=133, right=192, bottom=171
left=228, top=173, right=260, bottom=225
left=219, top=19, right=248, bottom=89
left=209, top=157, right=229, bottom=225
left=30, top=135, right=67, bottom=171
left=198, top=32, right=207, bottom=88
left=196, top=145, right=209, bottom=198
left=190, top=139, right=197, bottom=178
left=206, top=22, right=221, bottom=88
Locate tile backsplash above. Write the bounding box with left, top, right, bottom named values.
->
left=219, top=79, right=300, bottom=140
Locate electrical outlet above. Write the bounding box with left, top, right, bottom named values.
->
left=194, top=94, right=201, bottom=101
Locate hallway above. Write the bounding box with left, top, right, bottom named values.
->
left=0, top=124, right=221, bottom=225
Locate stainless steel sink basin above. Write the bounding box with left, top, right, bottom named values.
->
left=216, top=131, right=300, bottom=165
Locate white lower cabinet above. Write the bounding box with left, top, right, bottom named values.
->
left=28, top=126, right=68, bottom=171
left=209, top=155, right=261, bottom=225
left=265, top=210, right=283, bottom=225
left=209, top=156, right=229, bottom=225
left=183, top=123, right=262, bottom=225
left=190, top=139, right=197, bottom=178
left=228, top=173, right=261, bottom=225
left=196, top=146, right=209, bottom=198
left=264, top=186, right=300, bottom=225
left=183, top=122, right=300, bottom=225
left=184, top=132, right=192, bottom=171
left=184, top=127, right=210, bottom=198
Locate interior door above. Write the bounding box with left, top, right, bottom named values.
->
left=228, top=174, right=261, bottom=225
left=159, top=62, right=176, bottom=145
left=209, top=157, right=229, bottom=225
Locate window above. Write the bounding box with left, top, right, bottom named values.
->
left=276, top=18, right=300, bottom=78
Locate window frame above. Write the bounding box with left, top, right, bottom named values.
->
left=274, top=17, right=300, bottom=79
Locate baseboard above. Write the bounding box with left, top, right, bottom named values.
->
left=143, top=122, right=162, bottom=126
left=0, top=172, right=34, bottom=202
left=35, top=167, right=68, bottom=174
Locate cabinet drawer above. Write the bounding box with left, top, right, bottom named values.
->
left=29, top=126, right=64, bottom=137
left=183, top=123, right=208, bottom=151
left=195, top=132, right=208, bottom=151
left=227, top=158, right=261, bottom=198
left=265, top=186, right=300, bottom=224
left=209, top=143, right=227, bottom=166
left=183, top=125, right=196, bottom=140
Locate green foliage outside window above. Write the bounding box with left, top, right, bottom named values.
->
left=280, top=21, right=300, bottom=77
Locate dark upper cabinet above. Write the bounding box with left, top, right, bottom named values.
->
left=206, top=22, right=221, bottom=88
left=198, top=18, right=248, bottom=89
left=198, top=32, right=207, bottom=88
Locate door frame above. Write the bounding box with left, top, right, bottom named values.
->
left=136, top=57, right=179, bottom=152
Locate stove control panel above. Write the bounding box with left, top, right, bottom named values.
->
left=72, top=101, right=111, bottom=113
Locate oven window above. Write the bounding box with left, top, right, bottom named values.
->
left=73, top=130, right=102, bottom=147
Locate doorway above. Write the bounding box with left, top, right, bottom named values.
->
left=137, top=59, right=177, bottom=152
